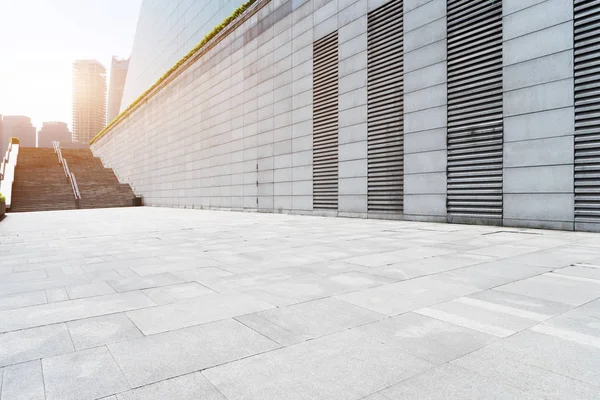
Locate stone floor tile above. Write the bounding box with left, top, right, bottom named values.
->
left=159, top=281, right=215, bottom=300
left=234, top=288, right=297, bottom=307
left=495, top=272, right=600, bottom=306
left=0, top=291, right=155, bottom=333
left=236, top=297, right=385, bottom=345
left=336, top=276, right=479, bottom=316
left=126, top=292, right=274, bottom=335
left=0, top=290, right=47, bottom=311
left=369, top=253, right=493, bottom=281
left=0, top=276, right=90, bottom=297
left=108, top=318, right=279, bottom=388
left=172, top=267, right=234, bottom=283
left=415, top=289, right=571, bottom=338
left=257, top=272, right=394, bottom=303
left=555, top=263, right=600, bottom=280
left=43, top=346, right=129, bottom=400
left=380, top=364, right=540, bottom=399
left=203, top=330, right=433, bottom=400
left=464, top=330, right=600, bottom=386
left=352, top=312, right=497, bottom=364
left=504, top=247, right=600, bottom=269
left=434, top=260, right=551, bottom=289
left=453, top=343, right=600, bottom=400
left=67, top=313, right=143, bottom=350
left=115, top=371, right=226, bottom=400
left=45, top=287, right=69, bottom=302
left=107, top=273, right=184, bottom=292
left=66, top=281, right=116, bottom=299
left=0, top=270, right=47, bottom=283
left=0, top=323, right=73, bottom=367
left=140, top=287, right=176, bottom=305
left=1, top=360, right=45, bottom=400
left=293, top=260, right=370, bottom=276
left=468, top=243, right=542, bottom=258
left=530, top=308, right=600, bottom=349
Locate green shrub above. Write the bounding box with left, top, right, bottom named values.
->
left=0, top=193, right=5, bottom=203
left=90, top=0, right=257, bottom=145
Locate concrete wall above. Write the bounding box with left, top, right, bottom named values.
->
left=92, top=0, right=593, bottom=231
left=121, top=0, right=248, bottom=110
left=403, top=0, right=447, bottom=222
left=502, top=0, right=575, bottom=230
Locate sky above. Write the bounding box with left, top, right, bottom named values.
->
left=0, top=0, right=142, bottom=130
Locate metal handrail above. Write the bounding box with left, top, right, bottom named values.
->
left=52, top=141, right=81, bottom=208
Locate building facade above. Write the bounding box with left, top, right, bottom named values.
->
left=120, top=0, right=247, bottom=111
left=72, top=60, right=106, bottom=144
left=1, top=115, right=36, bottom=152
left=91, top=0, right=600, bottom=232
left=37, top=122, right=72, bottom=148
left=107, top=57, right=129, bottom=123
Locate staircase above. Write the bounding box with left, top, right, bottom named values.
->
left=60, top=148, right=135, bottom=209
left=9, top=147, right=136, bottom=212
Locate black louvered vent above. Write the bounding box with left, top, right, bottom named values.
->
left=446, top=0, right=503, bottom=223
left=313, top=31, right=339, bottom=210
left=575, top=0, right=600, bottom=224
left=367, top=0, right=404, bottom=213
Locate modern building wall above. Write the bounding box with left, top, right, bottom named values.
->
left=120, top=0, right=248, bottom=112
left=72, top=60, right=107, bottom=144
left=107, top=57, right=129, bottom=123
left=37, top=122, right=73, bottom=148
left=92, top=0, right=599, bottom=232
left=1, top=116, right=36, bottom=151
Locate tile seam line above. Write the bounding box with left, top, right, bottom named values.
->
left=233, top=314, right=292, bottom=346
left=503, top=77, right=574, bottom=94
left=403, top=0, right=443, bottom=16
left=106, top=344, right=134, bottom=390
left=403, top=14, right=446, bottom=37
left=403, top=37, right=447, bottom=59
left=503, top=48, right=573, bottom=68
left=503, top=18, right=573, bottom=42
left=505, top=105, right=576, bottom=118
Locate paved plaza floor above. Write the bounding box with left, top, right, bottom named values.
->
left=0, top=207, right=599, bottom=399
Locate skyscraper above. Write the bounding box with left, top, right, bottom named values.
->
left=72, top=60, right=106, bottom=144
left=107, top=57, right=129, bottom=123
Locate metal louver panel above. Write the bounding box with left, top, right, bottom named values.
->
left=313, top=31, right=339, bottom=210
left=367, top=0, right=404, bottom=213
left=446, top=0, right=503, bottom=223
left=575, top=0, right=600, bottom=224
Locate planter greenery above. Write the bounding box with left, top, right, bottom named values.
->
left=0, top=193, right=5, bottom=219
left=90, top=0, right=258, bottom=146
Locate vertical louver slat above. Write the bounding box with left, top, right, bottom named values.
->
left=575, top=0, right=600, bottom=224
left=447, top=0, right=503, bottom=222
left=367, top=0, right=404, bottom=213
left=313, top=31, right=339, bottom=210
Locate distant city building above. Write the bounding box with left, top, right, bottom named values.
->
left=72, top=60, right=106, bottom=144
left=0, top=115, right=36, bottom=153
left=37, top=122, right=73, bottom=148
left=107, top=57, right=129, bottom=123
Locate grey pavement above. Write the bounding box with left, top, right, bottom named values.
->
left=0, top=207, right=599, bottom=400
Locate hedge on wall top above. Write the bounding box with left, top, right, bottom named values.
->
left=90, top=0, right=258, bottom=145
